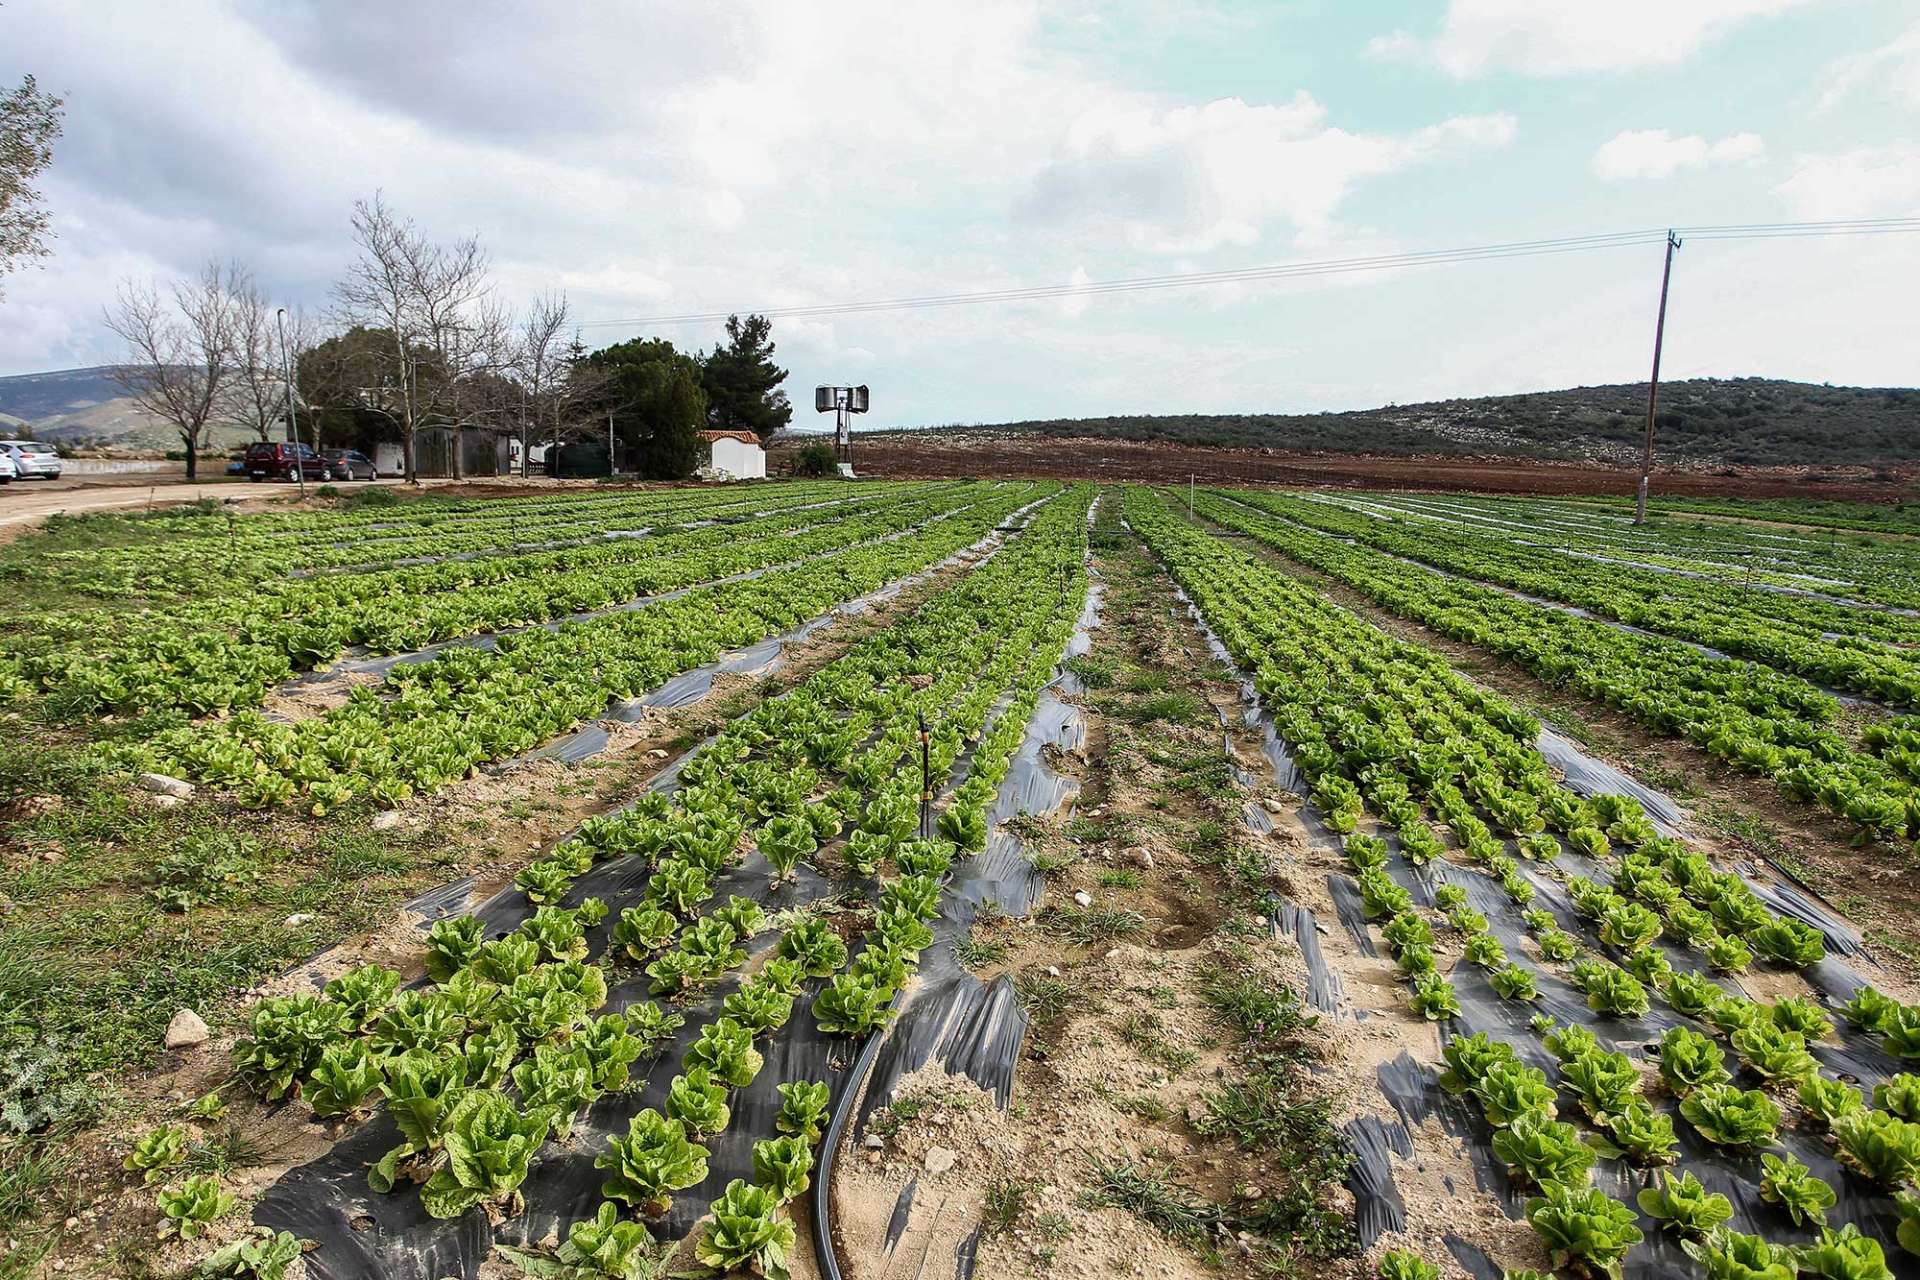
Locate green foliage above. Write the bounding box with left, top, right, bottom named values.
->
left=722, top=980, right=796, bottom=1035
left=1602, top=1100, right=1678, bottom=1165
left=1660, top=971, right=1722, bottom=1018
left=1525, top=1182, right=1643, bottom=1280
left=231, top=994, right=346, bottom=1100
left=306, top=1040, right=384, bottom=1119
left=1759, top=1152, right=1835, bottom=1228
left=1832, top=1108, right=1920, bottom=1186
left=684, top=1018, right=764, bottom=1089
left=1747, top=919, right=1825, bottom=968
left=775, top=1080, right=832, bottom=1144
left=665, top=1068, right=731, bottom=1136
left=124, top=1124, right=189, bottom=1183
left=752, top=1135, right=814, bottom=1203
left=497, top=1202, right=670, bottom=1280
left=596, top=1109, right=710, bottom=1217
left=700, top=313, right=792, bottom=443
left=611, top=906, right=678, bottom=960
left=695, top=1180, right=796, bottom=1279
left=1797, top=1073, right=1867, bottom=1129
left=193, top=1228, right=309, bottom=1279
left=1472, top=1060, right=1558, bottom=1127
left=1636, top=1170, right=1733, bottom=1236
left=778, top=917, right=849, bottom=978
left=1798, top=1224, right=1894, bottom=1280
left=1876, top=1073, right=1920, bottom=1122
left=1407, top=972, right=1460, bottom=1020
left=1378, top=1250, right=1441, bottom=1280
left=1841, top=986, right=1899, bottom=1034
left=420, top=1089, right=551, bottom=1219
left=323, top=963, right=401, bottom=1031
left=1560, top=1049, right=1640, bottom=1122
left=815, top=972, right=896, bottom=1035
left=511, top=1043, right=599, bottom=1141
left=1680, top=1229, right=1799, bottom=1280
left=1769, top=995, right=1833, bottom=1040
left=1490, top=964, right=1538, bottom=1002
left=1728, top=1021, right=1817, bottom=1084
left=158, top=1173, right=237, bottom=1239
left=1491, top=1109, right=1595, bottom=1188
left=1679, top=1084, right=1780, bottom=1148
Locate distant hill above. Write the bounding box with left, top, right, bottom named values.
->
left=0, top=365, right=255, bottom=452
left=898, top=378, right=1920, bottom=469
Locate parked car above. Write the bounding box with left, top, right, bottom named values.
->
left=0, top=440, right=61, bottom=480
left=0, top=451, right=15, bottom=484
left=243, top=441, right=327, bottom=481
left=322, top=448, right=379, bottom=481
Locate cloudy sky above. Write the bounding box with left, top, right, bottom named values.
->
left=2, top=0, right=1916, bottom=428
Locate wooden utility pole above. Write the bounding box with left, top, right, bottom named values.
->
left=1635, top=230, right=1682, bottom=525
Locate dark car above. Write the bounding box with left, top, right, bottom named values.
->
left=322, top=448, right=379, bottom=481
left=244, top=441, right=327, bottom=481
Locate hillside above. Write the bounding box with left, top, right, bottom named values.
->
left=899, top=378, right=1920, bottom=469
left=0, top=365, right=256, bottom=452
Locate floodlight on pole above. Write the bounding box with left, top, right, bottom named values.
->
left=814, top=384, right=869, bottom=476
left=276, top=308, right=305, bottom=499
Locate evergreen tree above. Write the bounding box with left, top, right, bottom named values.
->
left=580, top=337, right=708, bottom=480
left=701, top=313, right=792, bottom=442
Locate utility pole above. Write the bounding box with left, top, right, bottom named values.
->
left=1635, top=230, right=1682, bottom=525
left=276, top=308, right=305, bottom=499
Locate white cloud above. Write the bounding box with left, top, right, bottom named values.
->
left=1017, top=94, right=1516, bottom=251
left=1777, top=147, right=1920, bottom=219
left=1815, top=18, right=1920, bottom=111
left=1369, top=0, right=1817, bottom=78
left=1059, top=266, right=1094, bottom=319
left=1591, top=129, right=1765, bottom=180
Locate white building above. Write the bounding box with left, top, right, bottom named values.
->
left=698, top=429, right=767, bottom=480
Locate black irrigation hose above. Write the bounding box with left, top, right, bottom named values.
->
left=811, top=990, right=910, bottom=1280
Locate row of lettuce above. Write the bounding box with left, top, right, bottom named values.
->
left=3, top=481, right=977, bottom=716
left=1123, top=487, right=1920, bottom=1280
left=1244, top=490, right=1920, bottom=709
left=9, top=480, right=864, bottom=599
left=128, top=486, right=1095, bottom=1272
left=1332, top=491, right=1918, bottom=609
left=1186, top=489, right=1920, bottom=852
left=101, top=484, right=1050, bottom=809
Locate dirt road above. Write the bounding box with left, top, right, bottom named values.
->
left=0, top=477, right=403, bottom=530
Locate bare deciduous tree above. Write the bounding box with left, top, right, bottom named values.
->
left=226, top=280, right=318, bottom=445
left=513, top=292, right=571, bottom=476
left=333, top=193, right=496, bottom=482
left=104, top=262, right=246, bottom=482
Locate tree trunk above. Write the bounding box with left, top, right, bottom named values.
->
left=403, top=429, right=417, bottom=485
left=183, top=429, right=199, bottom=481
left=452, top=423, right=465, bottom=481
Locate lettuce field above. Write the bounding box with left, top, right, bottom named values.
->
left=6, top=479, right=1920, bottom=1280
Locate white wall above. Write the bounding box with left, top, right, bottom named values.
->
left=711, top=437, right=766, bottom=479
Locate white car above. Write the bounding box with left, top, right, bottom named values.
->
left=0, top=440, right=61, bottom=480
left=0, top=450, right=14, bottom=484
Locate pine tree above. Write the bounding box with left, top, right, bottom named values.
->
left=702, top=313, right=792, bottom=442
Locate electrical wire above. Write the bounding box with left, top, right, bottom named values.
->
left=573, top=216, right=1920, bottom=329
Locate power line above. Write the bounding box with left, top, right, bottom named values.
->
left=572, top=216, right=1920, bottom=330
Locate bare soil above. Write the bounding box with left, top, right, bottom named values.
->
left=773, top=435, right=1917, bottom=501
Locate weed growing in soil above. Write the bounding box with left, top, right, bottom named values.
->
left=1041, top=904, right=1145, bottom=944
left=1012, top=970, right=1077, bottom=1023
left=954, top=934, right=1010, bottom=970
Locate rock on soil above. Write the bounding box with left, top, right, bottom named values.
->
left=164, top=1009, right=209, bottom=1049
left=137, top=772, right=195, bottom=799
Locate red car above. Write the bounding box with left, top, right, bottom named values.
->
left=244, top=441, right=327, bottom=481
